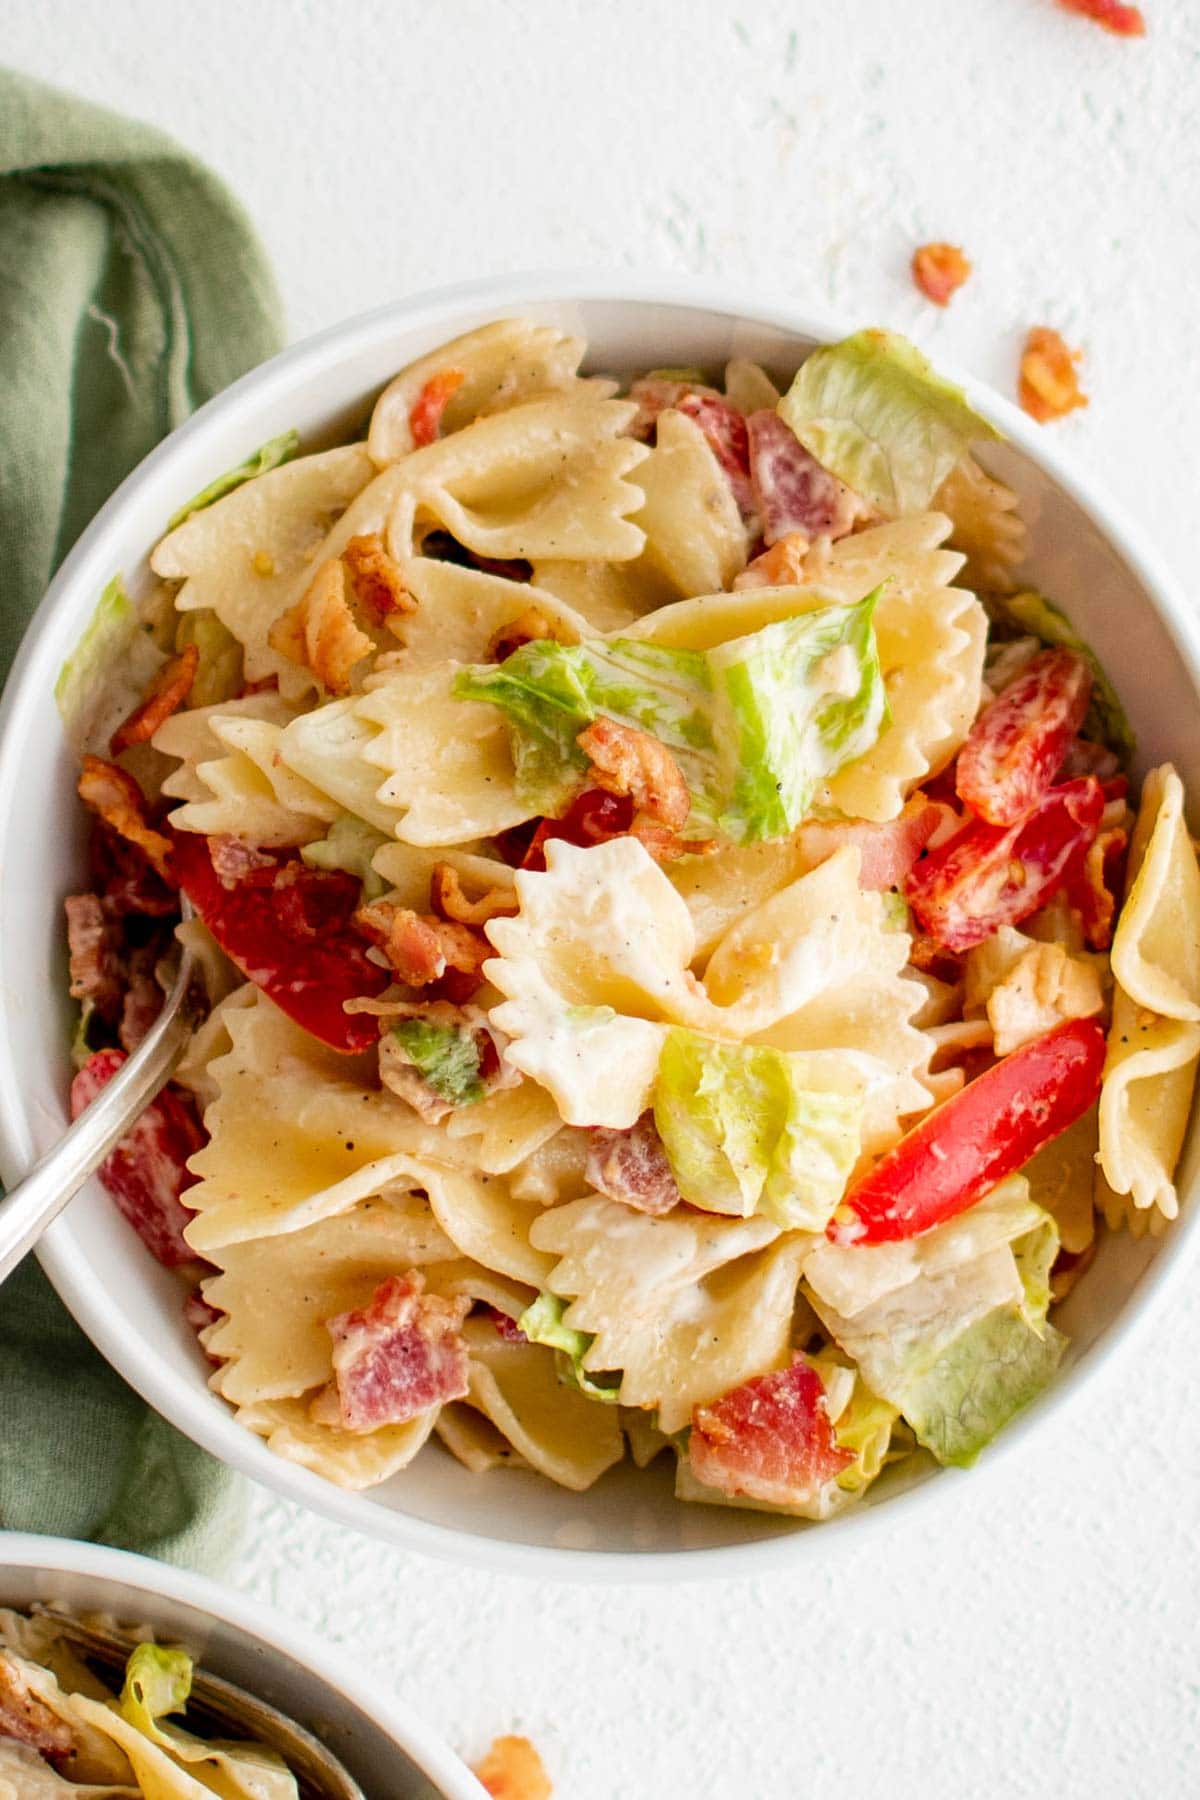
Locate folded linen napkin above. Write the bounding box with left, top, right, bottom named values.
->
left=0, top=67, right=283, bottom=1569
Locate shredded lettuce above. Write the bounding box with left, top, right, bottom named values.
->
left=808, top=1354, right=901, bottom=1496
left=70, top=1003, right=106, bottom=1071
left=174, top=608, right=244, bottom=708
left=518, top=1292, right=621, bottom=1403
left=653, top=1027, right=863, bottom=1230
left=166, top=429, right=300, bottom=531
left=778, top=328, right=1001, bottom=515
left=119, top=1643, right=192, bottom=1740
left=454, top=591, right=886, bottom=843
left=391, top=1017, right=485, bottom=1107
left=988, top=588, right=1135, bottom=765
left=809, top=1187, right=1065, bottom=1468
left=54, top=575, right=165, bottom=755
left=300, top=814, right=388, bottom=900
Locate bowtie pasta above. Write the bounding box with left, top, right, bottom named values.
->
left=57, top=319, right=1199, bottom=1525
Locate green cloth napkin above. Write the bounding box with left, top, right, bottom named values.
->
left=0, top=68, right=284, bottom=1570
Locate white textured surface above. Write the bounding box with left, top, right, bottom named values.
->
left=8, top=3, right=1200, bottom=1794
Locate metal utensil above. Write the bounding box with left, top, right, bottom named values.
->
left=33, top=1607, right=367, bottom=1800
left=0, top=900, right=206, bottom=1287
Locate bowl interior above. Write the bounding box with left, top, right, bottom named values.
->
left=0, top=1535, right=479, bottom=1796
left=1, top=283, right=1197, bottom=1571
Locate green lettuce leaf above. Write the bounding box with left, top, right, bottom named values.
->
left=54, top=575, right=166, bottom=756
left=300, top=814, right=388, bottom=900
left=454, top=591, right=886, bottom=843
left=807, top=1183, right=1065, bottom=1466
left=988, top=588, right=1135, bottom=765
left=518, top=1292, right=621, bottom=1403
left=174, top=608, right=244, bottom=708
left=166, top=429, right=300, bottom=531
left=119, top=1644, right=192, bottom=1740
left=653, top=1027, right=863, bottom=1229
left=778, top=328, right=1001, bottom=515
left=391, top=1016, right=485, bottom=1107
left=70, top=1003, right=107, bottom=1072
left=808, top=1354, right=901, bottom=1496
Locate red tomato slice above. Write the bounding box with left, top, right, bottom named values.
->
left=957, top=649, right=1093, bottom=826
left=829, top=1016, right=1107, bottom=1246
left=70, top=1049, right=205, bottom=1268
left=519, top=788, right=634, bottom=871
left=690, top=1356, right=853, bottom=1503
left=170, top=830, right=387, bottom=1053
left=905, top=776, right=1104, bottom=952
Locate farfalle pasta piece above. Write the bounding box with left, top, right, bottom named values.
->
left=151, top=445, right=377, bottom=699
left=199, top=1193, right=458, bottom=1406
left=530, top=558, right=675, bottom=632
left=368, top=318, right=610, bottom=462
left=153, top=690, right=299, bottom=802
left=379, top=559, right=590, bottom=671
left=168, top=713, right=341, bottom=847
left=801, top=514, right=986, bottom=819
left=273, top=694, right=408, bottom=835
left=633, top=408, right=748, bottom=598
left=1100, top=766, right=1200, bottom=1221
left=530, top=1198, right=805, bottom=1433
left=182, top=989, right=478, bottom=1252
left=459, top=1315, right=625, bottom=1491
left=234, top=1395, right=437, bottom=1490
left=933, top=453, right=1027, bottom=594
left=484, top=837, right=930, bottom=1149
left=442, top=1080, right=565, bottom=1177
left=723, top=358, right=782, bottom=414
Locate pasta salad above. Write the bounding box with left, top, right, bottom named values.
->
left=58, top=319, right=1200, bottom=1520
left=0, top=1612, right=301, bottom=1796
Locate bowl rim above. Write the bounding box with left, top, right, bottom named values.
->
left=3, top=268, right=1200, bottom=1581
left=0, top=1531, right=484, bottom=1796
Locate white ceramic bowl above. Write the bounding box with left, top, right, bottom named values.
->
left=2, top=274, right=1199, bottom=1579
left=0, top=1533, right=482, bottom=1797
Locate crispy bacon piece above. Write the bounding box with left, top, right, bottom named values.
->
left=796, top=797, right=942, bottom=893
left=88, top=821, right=177, bottom=919
left=747, top=411, right=862, bottom=545
left=1058, top=0, right=1145, bottom=33
left=677, top=392, right=755, bottom=518
left=1019, top=327, right=1088, bottom=423
left=409, top=366, right=466, bottom=448
left=118, top=963, right=164, bottom=1052
left=64, top=893, right=123, bottom=1019
left=342, top=531, right=415, bottom=624
left=586, top=1113, right=681, bottom=1216
left=354, top=900, right=490, bottom=992
left=473, top=1735, right=553, bottom=1800
left=430, top=862, right=518, bottom=927
left=516, top=787, right=712, bottom=871
left=70, top=1049, right=204, bottom=1268
left=209, top=833, right=277, bottom=890
left=312, top=1271, right=470, bottom=1431
left=0, top=1651, right=74, bottom=1762
left=110, top=644, right=199, bottom=755
left=627, top=818, right=717, bottom=863
left=912, top=242, right=972, bottom=306
left=77, top=756, right=174, bottom=883
left=733, top=531, right=810, bottom=590
left=577, top=717, right=691, bottom=831
left=690, top=1357, right=853, bottom=1505
left=486, top=606, right=557, bottom=665
left=1065, top=822, right=1128, bottom=950
left=268, top=558, right=373, bottom=694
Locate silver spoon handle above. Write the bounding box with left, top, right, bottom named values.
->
left=0, top=996, right=196, bottom=1286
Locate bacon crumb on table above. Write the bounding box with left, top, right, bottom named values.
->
left=1018, top=327, right=1089, bottom=423
left=311, top=1271, right=470, bottom=1432
left=77, top=756, right=174, bottom=883
left=586, top=1113, right=682, bottom=1215
left=472, top=1735, right=553, bottom=1800
left=1058, top=0, right=1145, bottom=35
left=577, top=716, right=691, bottom=831
left=911, top=242, right=972, bottom=306
left=110, top=643, right=199, bottom=754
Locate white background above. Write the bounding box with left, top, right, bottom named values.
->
left=7, top=3, right=1200, bottom=1794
